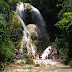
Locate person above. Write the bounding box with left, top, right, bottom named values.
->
left=38, top=53, right=41, bottom=59
left=57, top=50, right=59, bottom=59
left=18, top=53, right=23, bottom=59
left=50, top=49, right=52, bottom=53
left=48, top=49, right=51, bottom=59
left=13, top=54, right=16, bottom=59
left=52, top=50, right=55, bottom=61
left=50, top=49, right=52, bottom=59
left=45, top=56, right=48, bottom=59
left=30, top=53, right=33, bottom=59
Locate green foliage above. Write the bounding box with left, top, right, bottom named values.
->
left=20, top=0, right=30, bottom=3
left=0, top=14, right=15, bottom=63
left=0, top=0, right=19, bottom=70
left=27, top=66, right=32, bottom=69
left=54, top=12, right=72, bottom=64
left=0, top=14, right=9, bottom=44
left=58, top=0, right=72, bottom=19
left=0, top=41, right=15, bottom=62
left=0, top=63, right=5, bottom=71
left=68, top=60, right=72, bottom=66
left=35, top=64, right=40, bottom=67
left=22, top=57, right=27, bottom=60
left=10, top=0, right=19, bottom=10
left=9, top=12, right=23, bottom=49
left=32, top=36, right=51, bottom=53
left=25, top=58, right=34, bottom=64
left=1, top=0, right=19, bottom=10
left=52, top=38, right=69, bottom=59
left=55, top=12, right=72, bottom=30
left=0, top=1, right=10, bottom=21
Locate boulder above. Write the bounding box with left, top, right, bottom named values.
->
left=27, top=24, right=38, bottom=37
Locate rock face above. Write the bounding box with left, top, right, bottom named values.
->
left=9, top=12, right=23, bottom=49
left=10, top=2, right=51, bottom=54
left=16, top=2, right=50, bottom=41
left=27, top=24, right=38, bottom=37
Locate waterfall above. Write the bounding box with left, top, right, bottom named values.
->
left=17, top=2, right=24, bottom=20
left=41, top=46, right=52, bottom=59
left=31, top=5, right=50, bottom=41
left=22, top=3, right=50, bottom=41
left=16, top=2, right=50, bottom=57
left=17, top=2, right=35, bottom=56
left=31, top=43, right=35, bottom=58
left=19, top=17, right=30, bottom=54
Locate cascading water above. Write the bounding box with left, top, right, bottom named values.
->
left=16, top=2, right=50, bottom=59
left=31, top=5, right=50, bottom=41
left=17, top=2, right=35, bottom=57
left=41, top=46, right=52, bottom=59
left=19, top=17, right=30, bottom=54
left=23, top=3, right=50, bottom=41
left=31, top=43, right=35, bottom=58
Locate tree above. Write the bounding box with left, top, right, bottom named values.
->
left=0, top=1, right=10, bottom=21
left=53, top=12, right=72, bottom=64
left=58, top=0, right=72, bottom=19
left=0, top=14, right=15, bottom=63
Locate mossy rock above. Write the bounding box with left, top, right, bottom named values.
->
left=25, top=59, right=34, bottom=64
left=32, top=36, right=51, bottom=53
left=9, top=11, right=23, bottom=49
left=35, top=64, right=40, bottom=67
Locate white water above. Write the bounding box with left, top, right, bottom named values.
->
left=31, top=5, right=50, bottom=41
left=41, top=46, right=52, bottom=59
left=17, top=2, right=50, bottom=58
left=17, top=2, right=24, bottom=19
left=19, top=17, right=30, bottom=54
left=17, top=2, right=35, bottom=56
left=31, top=43, right=35, bottom=58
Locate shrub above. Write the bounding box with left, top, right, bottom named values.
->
left=68, top=60, right=72, bottom=67
left=27, top=66, right=32, bottom=69
left=22, top=57, right=27, bottom=60
left=25, top=59, right=34, bottom=64
left=35, top=64, right=40, bottom=67
left=0, top=14, right=15, bottom=63
left=9, top=12, right=23, bottom=49
left=0, top=1, right=10, bottom=21
left=0, top=63, right=5, bottom=71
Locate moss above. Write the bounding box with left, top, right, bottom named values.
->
left=27, top=66, right=32, bottom=69
left=35, top=64, right=40, bottom=67
left=31, top=35, right=51, bottom=53
left=25, top=59, right=34, bottom=64
left=9, top=11, right=23, bottom=50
